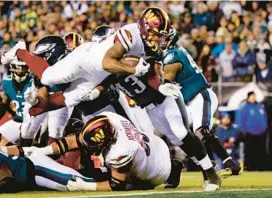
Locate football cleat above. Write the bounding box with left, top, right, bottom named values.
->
left=164, top=159, right=184, bottom=188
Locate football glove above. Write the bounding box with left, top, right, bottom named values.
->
left=134, top=57, right=150, bottom=77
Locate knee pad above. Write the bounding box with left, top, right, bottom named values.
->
left=195, top=126, right=213, bottom=142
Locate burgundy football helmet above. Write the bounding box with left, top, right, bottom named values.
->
left=63, top=32, right=84, bottom=52
left=80, top=115, right=117, bottom=154
left=138, top=7, right=171, bottom=51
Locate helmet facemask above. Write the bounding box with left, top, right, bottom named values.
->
left=9, top=60, right=29, bottom=82
left=80, top=116, right=117, bottom=155
left=139, top=7, right=171, bottom=52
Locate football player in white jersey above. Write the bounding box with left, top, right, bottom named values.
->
left=93, top=7, right=221, bottom=190
left=22, top=111, right=171, bottom=191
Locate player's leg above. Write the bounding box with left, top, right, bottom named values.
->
left=189, top=89, right=241, bottom=176
left=28, top=153, right=94, bottom=191
left=156, top=96, right=221, bottom=190
left=48, top=107, right=73, bottom=140
left=20, top=109, right=48, bottom=146
left=0, top=120, right=21, bottom=146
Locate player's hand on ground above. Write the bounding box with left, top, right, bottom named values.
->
left=67, top=177, right=96, bottom=191
left=134, top=57, right=150, bottom=76
left=24, top=86, right=39, bottom=106
left=1, top=41, right=26, bottom=64
left=158, top=83, right=181, bottom=99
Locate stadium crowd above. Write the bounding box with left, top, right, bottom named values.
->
left=0, top=1, right=271, bottom=82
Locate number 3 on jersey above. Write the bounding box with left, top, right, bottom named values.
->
left=116, top=75, right=146, bottom=97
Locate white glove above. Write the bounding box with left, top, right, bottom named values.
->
left=24, top=86, right=39, bottom=106
left=79, top=88, right=100, bottom=101
left=22, top=146, right=53, bottom=156
left=67, top=177, right=97, bottom=191
left=134, top=57, right=150, bottom=76
left=158, top=83, right=181, bottom=99
left=1, top=41, right=26, bottom=65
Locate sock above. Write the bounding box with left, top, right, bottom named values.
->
left=223, top=157, right=232, bottom=164
left=180, top=132, right=207, bottom=161
left=199, top=155, right=213, bottom=170
left=204, top=140, right=214, bottom=160
left=207, top=135, right=229, bottom=161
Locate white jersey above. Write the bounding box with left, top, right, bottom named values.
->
left=100, top=112, right=171, bottom=187
left=41, top=23, right=148, bottom=107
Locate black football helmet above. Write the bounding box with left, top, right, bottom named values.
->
left=161, top=26, right=179, bottom=50
left=91, top=25, right=115, bottom=43
left=33, top=35, right=67, bottom=66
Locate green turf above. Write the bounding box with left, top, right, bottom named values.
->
left=0, top=171, right=271, bottom=198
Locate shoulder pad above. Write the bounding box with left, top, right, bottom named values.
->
left=114, top=29, right=133, bottom=52
left=163, top=51, right=175, bottom=65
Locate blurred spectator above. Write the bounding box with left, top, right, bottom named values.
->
left=218, top=43, right=236, bottom=81
left=207, top=1, right=224, bottom=31
left=179, top=34, right=197, bottom=60
left=198, top=44, right=217, bottom=82
left=211, top=32, right=238, bottom=58
left=193, top=2, right=212, bottom=27
left=180, top=12, right=197, bottom=34
left=190, top=28, right=203, bottom=55
left=222, top=0, right=242, bottom=19
left=215, top=112, right=240, bottom=169
left=237, top=92, right=268, bottom=170
left=255, top=52, right=272, bottom=82
left=232, top=40, right=256, bottom=81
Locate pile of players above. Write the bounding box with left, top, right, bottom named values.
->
left=0, top=7, right=241, bottom=193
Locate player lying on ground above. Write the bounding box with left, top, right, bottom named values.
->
left=15, top=111, right=172, bottom=191
left=161, top=27, right=241, bottom=178
left=0, top=148, right=94, bottom=193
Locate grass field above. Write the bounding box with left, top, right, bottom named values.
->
left=0, top=171, right=271, bottom=198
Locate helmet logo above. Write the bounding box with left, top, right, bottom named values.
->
left=90, top=129, right=105, bottom=143
left=145, top=9, right=160, bottom=32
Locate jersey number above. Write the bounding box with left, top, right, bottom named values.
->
left=115, top=76, right=146, bottom=97
left=180, top=47, right=202, bottom=73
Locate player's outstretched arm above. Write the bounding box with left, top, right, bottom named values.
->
left=67, top=164, right=131, bottom=191
left=0, top=134, right=80, bottom=156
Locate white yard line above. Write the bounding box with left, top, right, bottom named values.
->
left=52, top=188, right=272, bottom=198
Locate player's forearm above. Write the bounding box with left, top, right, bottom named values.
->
left=103, top=57, right=135, bottom=75
left=50, top=135, right=79, bottom=155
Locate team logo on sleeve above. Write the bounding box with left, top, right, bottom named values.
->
left=163, top=53, right=174, bottom=64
